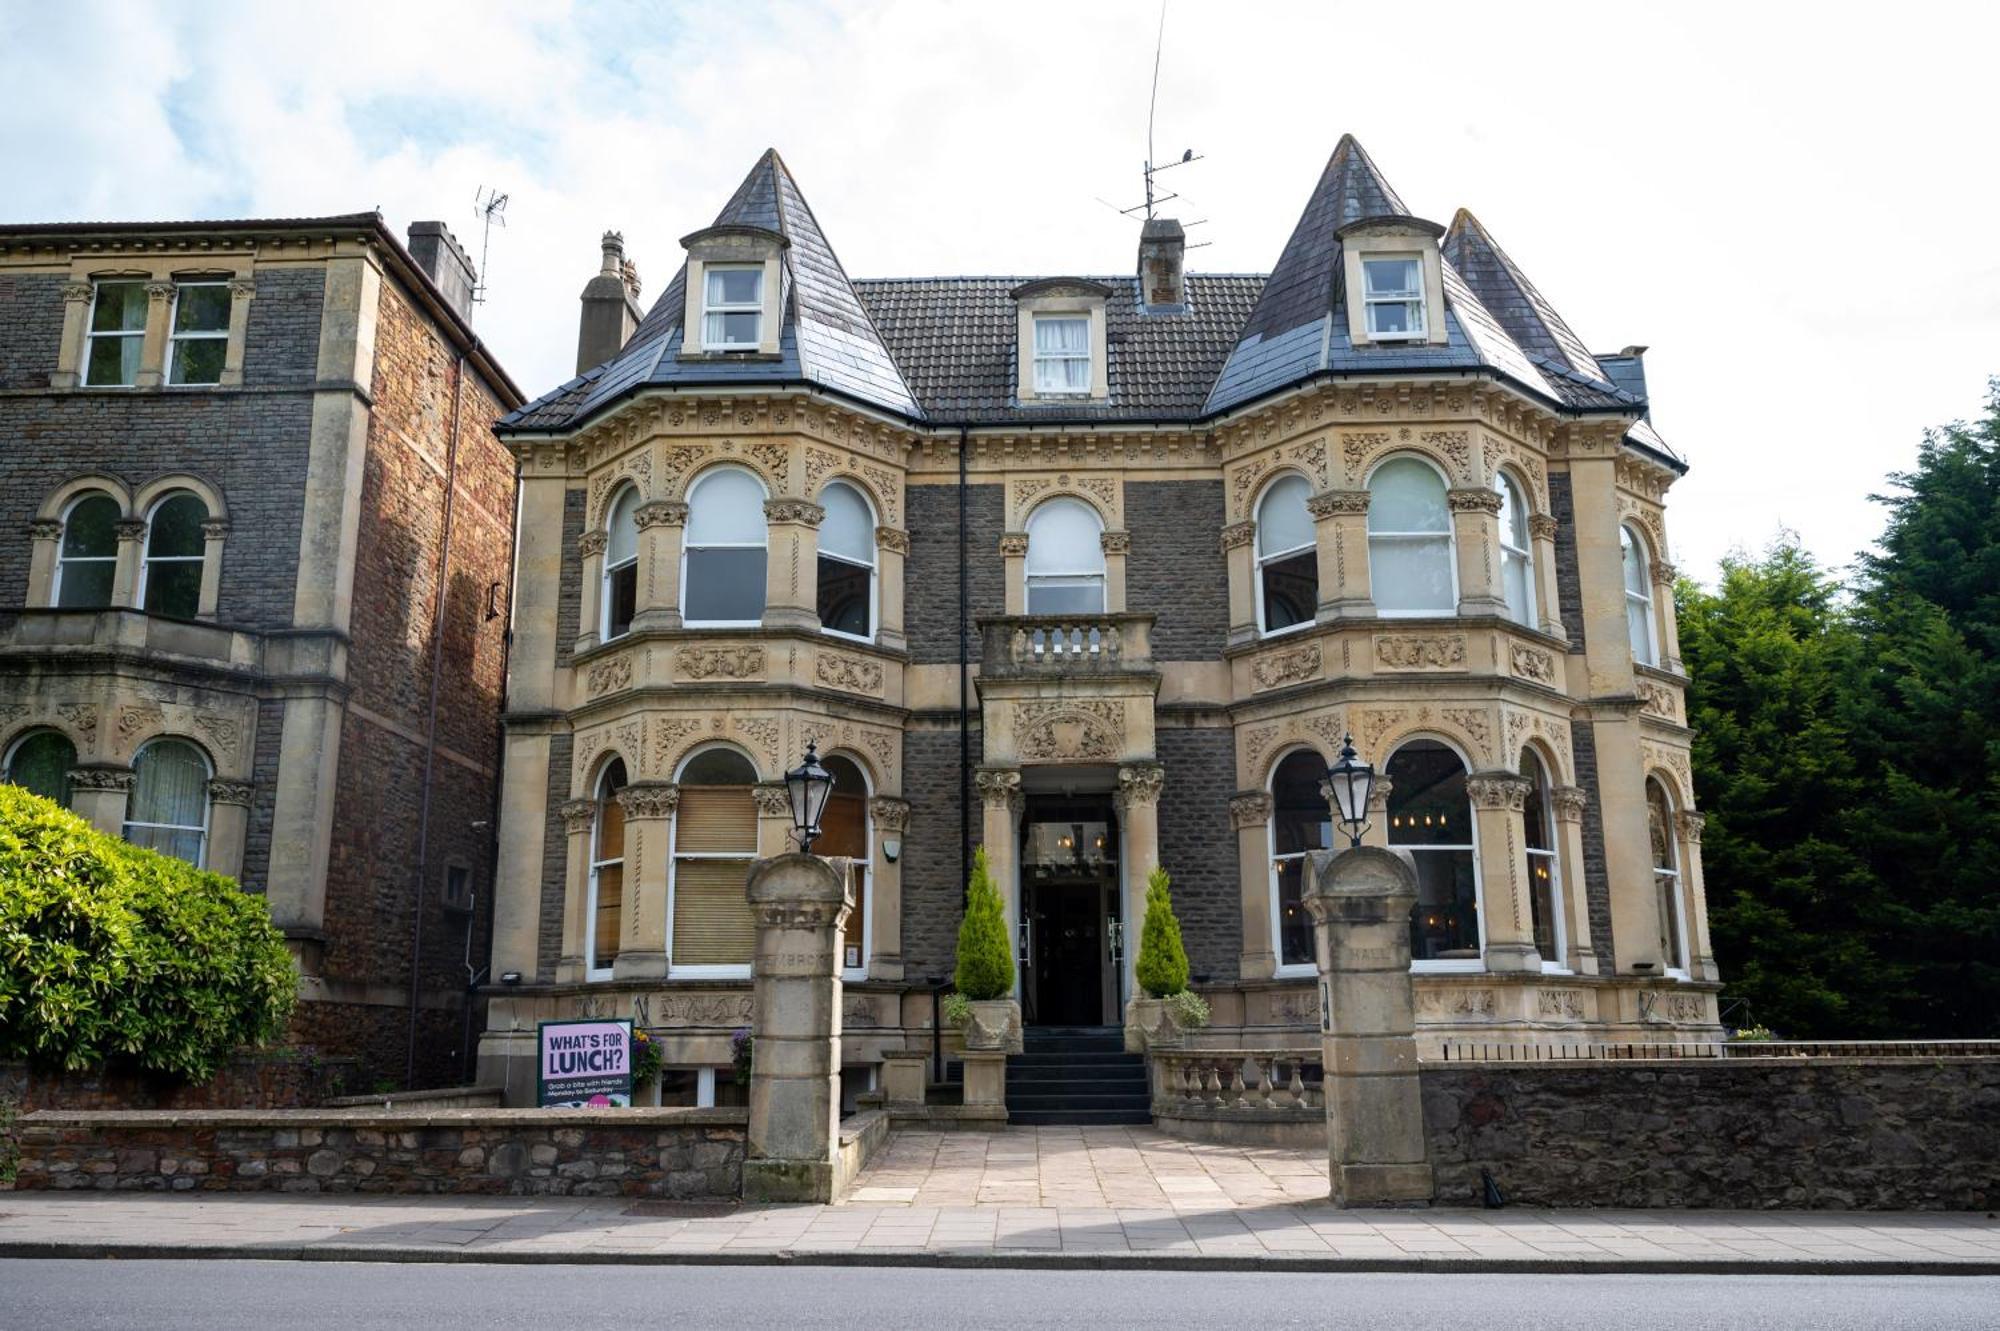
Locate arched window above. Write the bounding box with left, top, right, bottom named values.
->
left=1647, top=779, right=1688, bottom=976
left=670, top=747, right=759, bottom=972
left=1367, top=457, right=1455, bottom=615
left=815, top=754, right=872, bottom=974
left=1623, top=525, right=1658, bottom=667
left=55, top=492, right=121, bottom=608
left=1386, top=739, right=1481, bottom=965
left=1256, top=475, right=1318, bottom=634
left=1024, top=497, right=1105, bottom=614
left=1270, top=749, right=1332, bottom=971
left=817, top=482, right=875, bottom=641
left=125, top=738, right=209, bottom=866
left=1521, top=747, right=1565, bottom=970
left=1495, top=471, right=1535, bottom=628
left=5, top=730, right=77, bottom=808
left=142, top=491, right=207, bottom=620
left=587, top=758, right=628, bottom=979
left=682, top=468, right=768, bottom=626
left=601, top=486, right=639, bottom=640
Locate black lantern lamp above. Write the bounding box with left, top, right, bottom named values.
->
left=785, top=740, right=837, bottom=853
left=1326, top=733, right=1375, bottom=848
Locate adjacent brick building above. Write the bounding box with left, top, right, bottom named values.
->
left=0, top=213, right=522, bottom=1087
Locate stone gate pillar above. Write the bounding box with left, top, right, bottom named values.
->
left=1303, top=844, right=1433, bottom=1208
left=741, top=850, right=851, bottom=1203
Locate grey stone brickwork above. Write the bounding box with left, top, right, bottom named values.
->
left=904, top=482, right=1003, bottom=665
left=1569, top=717, right=1615, bottom=973
left=1125, top=480, right=1228, bottom=660
left=897, top=721, right=979, bottom=980
left=0, top=273, right=66, bottom=390
left=1156, top=723, right=1241, bottom=983
left=239, top=698, right=289, bottom=895
left=1422, top=1059, right=2000, bottom=1210
left=241, top=269, right=326, bottom=387
left=536, top=731, right=576, bottom=981
left=1547, top=471, right=1585, bottom=656
left=554, top=489, right=584, bottom=667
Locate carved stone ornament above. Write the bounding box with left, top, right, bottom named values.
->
left=1375, top=634, right=1467, bottom=670
left=1219, top=520, right=1256, bottom=551
left=656, top=992, right=754, bottom=1026
left=974, top=767, right=1023, bottom=810
left=814, top=650, right=884, bottom=695
left=206, top=780, right=254, bottom=806
left=200, top=519, right=230, bottom=540
left=1447, top=487, right=1504, bottom=515
left=1536, top=988, right=1586, bottom=1019
left=868, top=796, right=912, bottom=832
left=1508, top=643, right=1558, bottom=685
left=560, top=799, right=597, bottom=835
left=1308, top=488, right=1370, bottom=518
left=1465, top=773, right=1531, bottom=811
left=998, top=532, right=1030, bottom=557
left=1676, top=809, right=1707, bottom=843
left=586, top=655, right=632, bottom=696
left=143, top=281, right=175, bottom=302
left=635, top=500, right=688, bottom=528
left=763, top=499, right=824, bottom=526
left=617, top=782, right=680, bottom=819
left=1099, top=530, right=1131, bottom=555
left=1638, top=680, right=1677, bottom=720
left=1651, top=559, right=1679, bottom=587
left=752, top=782, right=792, bottom=817
left=1252, top=642, right=1323, bottom=692
left=1528, top=513, right=1559, bottom=542
left=114, top=518, right=148, bottom=542
left=1229, top=791, right=1273, bottom=828
left=1550, top=785, right=1589, bottom=824
left=1014, top=699, right=1123, bottom=763
left=875, top=525, right=910, bottom=555
left=61, top=281, right=92, bottom=303
left=675, top=645, right=765, bottom=680
left=70, top=766, right=134, bottom=792
left=577, top=530, right=609, bottom=559
left=28, top=519, right=61, bottom=542
left=229, top=278, right=256, bottom=301
left=1115, top=762, right=1166, bottom=809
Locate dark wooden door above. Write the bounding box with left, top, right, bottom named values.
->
left=1032, top=884, right=1103, bottom=1026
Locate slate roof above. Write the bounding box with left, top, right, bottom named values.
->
left=501, top=138, right=1671, bottom=464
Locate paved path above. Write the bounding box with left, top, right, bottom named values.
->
left=3, top=1127, right=1997, bottom=1272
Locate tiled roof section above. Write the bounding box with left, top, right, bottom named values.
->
left=1443, top=209, right=1605, bottom=384
left=855, top=273, right=1263, bottom=422
left=501, top=363, right=608, bottom=429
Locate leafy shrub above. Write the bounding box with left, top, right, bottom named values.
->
left=1163, top=990, right=1209, bottom=1029
left=0, top=784, right=296, bottom=1080
left=730, top=1027, right=753, bottom=1085
left=1135, top=865, right=1190, bottom=998
left=940, top=992, right=972, bottom=1029
left=631, top=1027, right=663, bottom=1083
left=953, top=846, right=1014, bottom=1001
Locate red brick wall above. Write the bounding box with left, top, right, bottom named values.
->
left=311, top=277, right=517, bottom=1089
left=2, top=1055, right=360, bottom=1112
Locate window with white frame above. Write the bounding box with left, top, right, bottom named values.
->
left=166, top=281, right=230, bottom=385
left=1387, top=740, right=1482, bottom=966
left=1024, top=497, right=1105, bottom=614
left=587, top=758, right=627, bottom=979
left=1032, top=315, right=1090, bottom=394
left=1256, top=474, right=1318, bottom=634
left=1270, top=749, right=1332, bottom=971
left=1521, top=748, right=1566, bottom=970
left=1361, top=256, right=1425, bottom=339
left=682, top=468, right=768, bottom=625
left=602, top=485, right=640, bottom=640
left=701, top=266, right=763, bottom=349
left=1495, top=471, right=1535, bottom=628
left=1647, top=778, right=1689, bottom=977
left=1622, top=525, right=1658, bottom=666
left=124, top=738, right=210, bottom=866
left=670, top=747, right=760, bottom=972
left=816, top=482, right=875, bottom=640
left=1367, top=456, right=1455, bottom=614
left=5, top=730, right=77, bottom=809
left=84, top=281, right=147, bottom=387
left=142, top=491, right=207, bottom=619
left=816, top=754, right=871, bottom=974
left=55, top=492, right=121, bottom=609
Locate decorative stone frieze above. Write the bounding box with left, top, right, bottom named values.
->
left=1229, top=791, right=1273, bottom=829
left=813, top=650, right=884, bottom=695
left=1013, top=698, right=1124, bottom=763
left=1638, top=679, right=1678, bottom=721
left=1508, top=643, right=1558, bottom=685
left=1374, top=634, right=1467, bottom=671
left=1251, top=642, right=1323, bottom=692
left=585, top=655, right=632, bottom=696
left=673, top=645, right=764, bottom=680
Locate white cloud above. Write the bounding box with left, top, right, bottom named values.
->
left=4, top=0, right=1995, bottom=582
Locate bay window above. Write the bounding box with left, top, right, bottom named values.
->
left=670, top=747, right=760, bottom=973
left=1255, top=474, right=1318, bottom=634
left=124, top=738, right=210, bottom=866
left=682, top=467, right=768, bottom=626
left=1387, top=740, right=1481, bottom=966
left=816, top=482, right=875, bottom=640
left=1367, top=457, right=1455, bottom=615
left=1270, top=749, right=1332, bottom=972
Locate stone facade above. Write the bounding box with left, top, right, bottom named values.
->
left=0, top=215, right=521, bottom=1088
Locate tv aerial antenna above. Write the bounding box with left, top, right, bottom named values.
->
left=1095, top=3, right=1211, bottom=248
left=471, top=186, right=509, bottom=308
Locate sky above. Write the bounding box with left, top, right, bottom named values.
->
left=4, top=0, right=1995, bottom=585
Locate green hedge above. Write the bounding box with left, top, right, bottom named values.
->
left=0, top=784, right=297, bottom=1080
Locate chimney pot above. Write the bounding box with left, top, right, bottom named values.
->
left=1138, top=217, right=1186, bottom=311
left=406, top=220, right=478, bottom=321
left=577, top=228, right=644, bottom=375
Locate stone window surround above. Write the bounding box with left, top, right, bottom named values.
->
left=43, top=753, right=253, bottom=883
left=678, top=226, right=785, bottom=358
left=1337, top=217, right=1449, bottom=350
left=28, top=473, right=229, bottom=619
left=1012, top=281, right=1110, bottom=403
left=51, top=258, right=257, bottom=390
left=1251, top=469, right=1320, bottom=641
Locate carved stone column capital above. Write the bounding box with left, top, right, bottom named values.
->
left=1550, top=785, right=1589, bottom=824
left=577, top=529, right=608, bottom=559
left=763, top=499, right=825, bottom=527
left=1309, top=488, right=1370, bottom=518
left=868, top=796, right=911, bottom=833
left=998, top=532, right=1029, bottom=557
left=1447, top=487, right=1504, bottom=515
left=1229, top=790, right=1273, bottom=829
left=29, top=519, right=61, bottom=542
left=1099, top=530, right=1131, bottom=555
left=228, top=278, right=257, bottom=302
left=559, top=798, right=597, bottom=835
left=1527, top=513, right=1559, bottom=542
left=752, top=781, right=793, bottom=817
left=1219, top=520, right=1255, bottom=551
left=1651, top=559, right=1679, bottom=587
left=1466, top=772, right=1532, bottom=811
left=1675, top=809, right=1706, bottom=843
left=69, top=766, right=134, bottom=793
left=1365, top=776, right=1395, bottom=815
left=875, top=526, right=909, bottom=555
left=200, top=518, right=231, bottom=540
left=114, top=518, right=148, bottom=542
left=635, top=500, right=688, bottom=528
left=143, top=281, right=176, bottom=303
left=206, top=779, right=254, bottom=806
left=1114, top=762, right=1166, bottom=810
left=974, top=766, right=1023, bottom=813
left=617, top=782, right=680, bottom=819
left=61, top=281, right=92, bottom=304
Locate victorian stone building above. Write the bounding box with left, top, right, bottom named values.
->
left=0, top=213, right=522, bottom=1085
left=478, top=137, right=1716, bottom=1107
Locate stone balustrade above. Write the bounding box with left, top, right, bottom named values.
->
left=1151, top=1049, right=1323, bottom=1124
left=978, top=613, right=1155, bottom=677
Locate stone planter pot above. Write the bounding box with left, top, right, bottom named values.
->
left=961, top=998, right=1022, bottom=1053
left=1124, top=996, right=1186, bottom=1052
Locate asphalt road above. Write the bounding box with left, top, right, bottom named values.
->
left=3, top=1260, right=1996, bottom=1329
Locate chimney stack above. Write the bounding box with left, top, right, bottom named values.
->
left=1138, top=217, right=1186, bottom=311
left=406, top=221, right=477, bottom=321
left=576, top=231, right=644, bottom=375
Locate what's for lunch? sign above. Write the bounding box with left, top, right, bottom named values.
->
left=537, top=1018, right=633, bottom=1108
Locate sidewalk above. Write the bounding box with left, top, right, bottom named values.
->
left=3, top=1126, right=1997, bottom=1274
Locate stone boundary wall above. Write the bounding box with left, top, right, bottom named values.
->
left=1422, top=1059, right=2000, bottom=1210
left=2, top=1054, right=361, bottom=1113
left=12, top=1108, right=746, bottom=1199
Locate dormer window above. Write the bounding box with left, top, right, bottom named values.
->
left=1032, top=315, right=1090, bottom=394
left=702, top=266, right=763, bottom=349
left=1361, top=256, right=1425, bottom=340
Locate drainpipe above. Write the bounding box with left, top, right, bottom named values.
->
left=406, top=352, right=468, bottom=1087
left=957, top=425, right=970, bottom=902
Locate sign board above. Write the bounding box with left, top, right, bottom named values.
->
left=537, top=1018, right=633, bottom=1108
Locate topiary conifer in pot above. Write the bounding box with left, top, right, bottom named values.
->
left=952, top=847, right=1020, bottom=1052
left=1126, top=865, right=1205, bottom=1051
